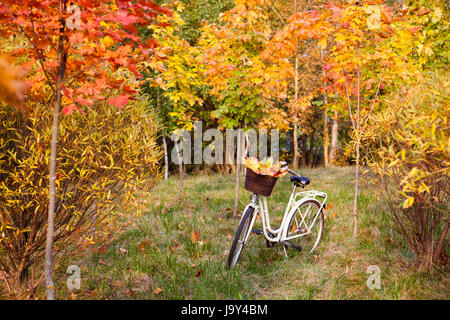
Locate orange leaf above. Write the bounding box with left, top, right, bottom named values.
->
left=154, top=287, right=163, bottom=294
left=108, top=95, right=130, bottom=109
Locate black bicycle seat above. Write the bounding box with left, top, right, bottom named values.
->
left=290, top=175, right=310, bottom=186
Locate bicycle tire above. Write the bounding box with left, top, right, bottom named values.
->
left=285, top=199, right=324, bottom=255
left=228, top=207, right=255, bottom=267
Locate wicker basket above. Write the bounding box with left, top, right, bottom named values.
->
left=244, top=168, right=278, bottom=197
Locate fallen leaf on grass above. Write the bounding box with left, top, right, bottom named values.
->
left=98, top=245, right=109, bottom=254
left=332, top=210, right=338, bottom=218
left=154, top=287, right=163, bottom=294
left=119, top=247, right=128, bottom=255
left=138, top=240, right=150, bottom=253
left=86, top=289, right=98, bottom=298
left=191, top=231, right=201, bottom=244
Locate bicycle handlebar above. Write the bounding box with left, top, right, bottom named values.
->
left=279, top=162, right=300, bottom=177
left=287, top=168, right=300, bottom=176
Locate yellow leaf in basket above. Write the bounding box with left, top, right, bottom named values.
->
left=245, top=157, right=259, bottom=172
left=271, top=163, right=281, bottom=172
left=291, top=225, right=296, bottom=234
left=260, top=167, right=272, bottom=176
left=260, top=157, right=273, bottom=168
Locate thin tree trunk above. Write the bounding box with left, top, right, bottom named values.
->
left=308, top=131, right=315, bottom=168
left=293, top=55, right=299, bottom=169
left=323, top=113, right=329, bottom=167
left=45, top=0, right=66, bottom=300
left=300, top=135, right=307, bottom=168
left=233, top=129, right=242, bottom=217
left=353, top=48, right=361, bottom=240
left=163, top=135, right=168, bottom=180
left=329, top=111, right=338, bottom=165
left=293, top=122, right=299, bottom=168
left=175, top=141, right=183, bottom=201
left=353, top=138, right=360, bottom=239
left=321, top=49, right=329, bottom=167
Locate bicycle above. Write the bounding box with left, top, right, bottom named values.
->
left=228, top=163, right=327, bottom=267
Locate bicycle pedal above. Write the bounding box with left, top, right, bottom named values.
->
left=266, top=239, right=276, bottom=248
left=252, top=229, right=263, bottom=235
left=281, top=241, right=302, bottom=252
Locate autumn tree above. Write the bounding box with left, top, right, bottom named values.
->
left=264, top=0, right=329, bottom=169
left=265, top=0, right=420, bottom=237
left=0, top=0, right=168, bottom=299
left=142, top=1, right=207, bottom=201
left=321, top=1, right=420, bottom=238
left=199, top=0, right=289, bottom=215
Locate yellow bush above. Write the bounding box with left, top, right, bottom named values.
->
left=363, top=72, right=449, bottom=268
left=0, top=99, right=162, bottom=296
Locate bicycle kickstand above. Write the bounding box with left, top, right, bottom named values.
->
left=281, top=241, right=302, bottom=258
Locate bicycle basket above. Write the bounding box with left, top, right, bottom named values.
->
left=244, top=168, right=278, bottom=197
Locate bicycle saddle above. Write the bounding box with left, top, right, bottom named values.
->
left=290, top=175, right=310, bottom=186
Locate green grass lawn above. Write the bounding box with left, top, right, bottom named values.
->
left=53, top=166, right=449, bottom=299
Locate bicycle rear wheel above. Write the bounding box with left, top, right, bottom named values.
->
left=228, top=207, right=255, bottom=268
left=285, top=199, right=324, bottom=255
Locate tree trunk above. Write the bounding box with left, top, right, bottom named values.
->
left=293, top=122, right=299, bottom=169
left=292, top=55, right=300, bottom=169
left=163, top=135, right=168, bottom=180
left=329, top=111, right=338, bottom=165
left=233, top=128, right=242, bottom=217
left=353, top=138, right=360, bottom=239
left=353, top=50, right=361, bottom=240
left=175, top=141, right=183, bottom=202
left=308, top=131, right=315, bottom=168
left=45, top=0, right=66, bottom=300
left=300, top=135, right=307, bottom=168
left=321, top=49, right=329, bottom=167
left=323, top=113, right=329, bottom=167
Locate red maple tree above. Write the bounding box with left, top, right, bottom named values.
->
left=0, top=0, right=170, bottom=299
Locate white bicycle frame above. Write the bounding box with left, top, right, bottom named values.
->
left=239, top=185, right=327, bottom=255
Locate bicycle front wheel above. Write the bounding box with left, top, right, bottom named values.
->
left=228, top=207, right=255, bottom=268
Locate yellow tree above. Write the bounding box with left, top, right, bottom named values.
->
left=199, top=0, right=290, bottom=215
left=265, top=0, right=420, bottom=238
left=144, top=2, right=205, bottom=200
left=263, top=2, right=330, bottom=168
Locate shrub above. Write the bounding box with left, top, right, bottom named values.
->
left=0, top=100, right=162, bottom=297
left=363, top=72, right=449, bottom=269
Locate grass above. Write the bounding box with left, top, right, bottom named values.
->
left=52, top=166, right=449, bottom=300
